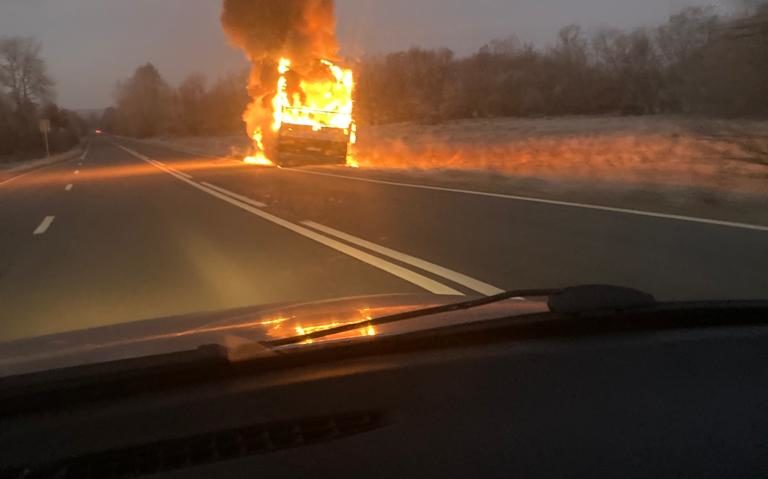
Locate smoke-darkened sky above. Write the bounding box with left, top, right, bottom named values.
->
left=0, top=0, right=732, bottom=109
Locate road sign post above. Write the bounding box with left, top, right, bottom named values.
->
left=39, top=119, right=51, bottom=158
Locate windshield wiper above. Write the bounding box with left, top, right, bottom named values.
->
left=263, top=289, right=562, bottom=348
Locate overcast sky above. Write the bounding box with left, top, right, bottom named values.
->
left=0, top=0, right=726, bottom=109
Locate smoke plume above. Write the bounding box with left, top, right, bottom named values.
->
left=221, top=0, right=340, bottom=156
left=222, top=0, right=338, bottom=64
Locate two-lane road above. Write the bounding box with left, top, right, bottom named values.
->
left=1, top=136, right=766, bottom=342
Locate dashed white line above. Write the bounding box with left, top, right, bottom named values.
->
left=65, top=184, right=73, bottom=191
left=289, top=170, right=768, bottom=233
left=201, top=182, right=266, bottom=208
left=33, top=216, right=55, bottom=235
left=303, top=221, right=504, bottom=296
left=117, top=144, right=464, bottom=296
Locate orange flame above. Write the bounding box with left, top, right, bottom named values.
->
left=271, top=58, right=355, bottom=132
left=243, top=57, right=357, bottom=167
left=243, top=129, right=274, bottom=166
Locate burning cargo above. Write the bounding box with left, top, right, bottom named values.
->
left=270, top=58, right=356, bottom=167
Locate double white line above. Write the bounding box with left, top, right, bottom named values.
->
left=116, top=144, right=502, bottom=296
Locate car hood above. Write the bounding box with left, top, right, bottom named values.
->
left=0, top=294, right=548, bottom=378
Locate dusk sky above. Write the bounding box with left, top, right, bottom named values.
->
left=0, top=0, right=731, bottom=109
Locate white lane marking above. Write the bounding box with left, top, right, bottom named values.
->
left=33, top=216, right=55, bottom=235
left=116, top=145, right=462, bottom=295
left=116, top=145, right=149, bottom=161
left=65, top=184, right=73, bottom=191
left=156, top=161, right=167, bottom=166
left=169, top=169, right=193, bottom=179
left=303, top=221, right=504, bottom=296
left=74, top=170, right=80, bottom=175
left=80, top=144, right=90, bottom=161
left=201, top=182, right=266, bottom=208
left=288, top=170, right=768, bottom=233
left=0, top=169, right=39, bottom=186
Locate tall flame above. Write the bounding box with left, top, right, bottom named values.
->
left=243, top=129, right=273, bottom=166
left=271, top=58, right=355, bottom=132
left=243, top=57, right=356, bottom=166
left=221, top=0, right=355, bottom=166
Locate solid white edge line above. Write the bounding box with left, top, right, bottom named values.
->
left=303, top=220, right=504, bottom=296
left=65, top=184, right=73, bottom=191
left=116, top=144, right=463, bottom=296
left=169, top=168, right=193, bottom=179
left=201, top=182, right=267, bottom=208
left=33, top=216, right=55, bottom=235
left=0, top=168, right=38, bottom=186
left=116, top=145, right=148, bottom=161
left=288, top=169, right=768, bottom=233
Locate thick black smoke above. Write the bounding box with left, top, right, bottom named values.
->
left=220, top=0, right=341, bottom=157
left=221, top=0, right=338, bottom=65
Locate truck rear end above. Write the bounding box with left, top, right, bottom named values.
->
left=271, top=59, right=356, bottom=168
left=276, top=109, right=354, bottom=167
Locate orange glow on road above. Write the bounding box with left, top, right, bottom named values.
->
left=243, top=155, right=273, bottom=166
left=1, top=156, right=247, bottom=189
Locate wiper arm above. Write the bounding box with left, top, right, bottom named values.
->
left=263, top=289, right=562, bottom=348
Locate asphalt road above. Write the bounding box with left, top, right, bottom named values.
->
left=1, top=136, right=766, bottom=342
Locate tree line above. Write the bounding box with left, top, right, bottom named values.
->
left=101, top=65, right=249, bottom=138
left=0, top=37, right=84, bottom=160
left=357, top=5, right=768, bottom=123
left=106, top=5, right=768, bottom=138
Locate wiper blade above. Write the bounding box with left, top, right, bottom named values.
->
left=263, top=289, right=562, bottom=348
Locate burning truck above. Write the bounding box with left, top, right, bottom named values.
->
left=256, top=58, right=357, bottom=167
left=222, top=0, right=356, bottom=166
left=221, top=0, right=357, bottom=168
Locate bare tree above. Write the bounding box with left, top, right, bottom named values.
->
left=176, top=74, right=208, bottom=135
left=114, top=63, right=172, bottom=137
left=0, top=37, right=54, bottom=111
left=552, top=25, right=589, bottom=66
left=592, top=28, right=662, bottom=114
left=204, top=70, right=249, bottom=134
left=357, top=48, right=454, bottom=123
left=656, top=7, right=719, bottom=67
left=480, top=35, right=523, bottom=57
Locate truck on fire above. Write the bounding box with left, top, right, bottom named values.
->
left=276, top=108, right=356, bottom=167
left=272, top=58, right=357, bottom=167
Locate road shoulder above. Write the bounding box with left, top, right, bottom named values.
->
left=0, top=146, right=85, bottom=185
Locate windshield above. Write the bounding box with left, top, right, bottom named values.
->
left=0, top=1, right=766, bottom=363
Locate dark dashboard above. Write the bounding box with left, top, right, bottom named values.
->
left=1, top=304, right=767, bottom=479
